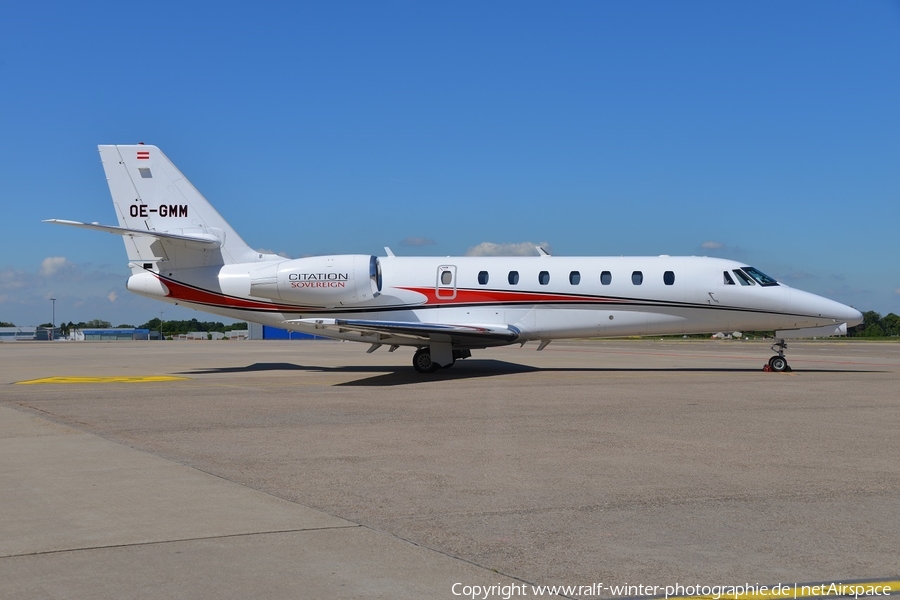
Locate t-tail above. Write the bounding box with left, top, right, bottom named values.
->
left=46, top=145, right=260, bottom=271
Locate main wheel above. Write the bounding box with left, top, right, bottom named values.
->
left=412, top=348, right=440, bottom=373
left=768, top=356, right=789, bottom=372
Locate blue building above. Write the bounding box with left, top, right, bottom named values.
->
left=249, top=323, right=328, bottom=340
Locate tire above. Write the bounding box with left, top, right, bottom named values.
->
left=412, top=348, right=439, bottom=373
left=768, top=356, right=788, bottom=372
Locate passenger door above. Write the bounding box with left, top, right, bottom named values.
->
left=436, top=265, right=457, bottom=300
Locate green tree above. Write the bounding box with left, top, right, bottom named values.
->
left=0, top=321, right=15, bottom=327
left=862, top=323, right=885, bottom=337
left=84, top=319, right=112, bottom=328
left=881, top=313, right=900, bottom=337
left=851, top=311, right=882, bottom=337
left=139, top=317, right=161, bottom=330
left=862, top=310, right=881, bottom=328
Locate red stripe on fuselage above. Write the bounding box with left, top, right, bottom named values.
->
left=156, top=276, right=640, bottom=314
left=157, top=274, right=313, bottom=312
left=397, top=286, right=625, bottom=305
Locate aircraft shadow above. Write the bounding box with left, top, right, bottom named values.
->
left=176, top=361, right=883, bottom=387
left=178, top=362, right=314, bottom=374
left=337, top=364, right=885, bottom=387
left=175, top=360, right=536, bottom=385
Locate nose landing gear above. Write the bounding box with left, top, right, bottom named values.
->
left=764, top=339, right=791, bottom=372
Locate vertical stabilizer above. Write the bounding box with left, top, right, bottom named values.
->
left=99, top=145, right=256, bottom=267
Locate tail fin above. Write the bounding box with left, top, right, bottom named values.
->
left=99, top=145, right=256, bottom=268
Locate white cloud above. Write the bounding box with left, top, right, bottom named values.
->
left=894, top=288, right=900, bottom=297
left=825, top=284, right=872, bottom=297
left=400, top=236, right=436, bottom=247
left=698, top=241, right=745, bottom=258
left=0, top=267, right=33, bottom=290
left=465, top=242, right=552, bottom=257
left=40, top=256, right=73, bottom=277
left=782, top=271, right=817, bottom=282
left=108, top=291, right=118, bottom=303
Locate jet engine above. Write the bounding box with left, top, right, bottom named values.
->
left=249, top=255, right=382, bottom=306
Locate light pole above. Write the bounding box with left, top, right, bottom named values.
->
left=50, top=298, right=56, bottom=341
left=159, top=310, right=164, bottom=341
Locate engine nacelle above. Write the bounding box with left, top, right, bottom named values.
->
left=249, top=255, right=381, bottom=306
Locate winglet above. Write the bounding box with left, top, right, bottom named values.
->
left=384, top=247, right=395, bottom=257
left=536, top=246, right=550, bottom=256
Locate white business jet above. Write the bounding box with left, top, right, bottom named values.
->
left=47, top=145, right=863, bottom=373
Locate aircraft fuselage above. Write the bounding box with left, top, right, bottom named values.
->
left=132, top=254, right=859, bottom=347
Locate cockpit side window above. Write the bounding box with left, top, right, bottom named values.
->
left=723, top=271, right=735, bottom=285
left=743, top=266, right=779, bottom=286
left=733, top=269, right=755, bottom=286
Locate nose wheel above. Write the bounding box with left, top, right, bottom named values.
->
left=767, top=355, right=790, bottom=372
left=765, top=339, right=791, bottom=372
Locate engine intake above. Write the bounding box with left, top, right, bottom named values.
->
left=249, top=255, right=381, bottom=306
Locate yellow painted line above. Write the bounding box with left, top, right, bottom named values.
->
left=660, top=579, right=899, bottom=600
left=15, top=376, right=189, bottom=385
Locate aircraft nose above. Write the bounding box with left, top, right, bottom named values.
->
left=790, top=288, right=864, bottom=327
left=844, top=305, right=864, bottom=327
left=819, top=295, right=863, bottom=327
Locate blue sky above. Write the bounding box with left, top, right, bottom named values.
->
left=1, top=1, right=898, bottom=327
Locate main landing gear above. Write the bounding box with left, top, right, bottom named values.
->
left=412, top=348, right=441, bottom=373
left=411, top=348, right=471, bottom=373
left=765, top=339, right=791, bottom=372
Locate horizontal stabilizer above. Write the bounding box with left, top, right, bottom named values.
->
left=288, top=318, right=521, bottom=345
left=44, top=219, right=222, bottom=249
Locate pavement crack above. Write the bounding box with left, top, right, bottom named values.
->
left=0, top=525, right=361, bottom=560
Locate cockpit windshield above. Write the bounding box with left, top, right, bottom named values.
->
left=742, top=266, right=779, bottom=287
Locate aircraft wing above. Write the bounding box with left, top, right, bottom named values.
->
left=289, top=318, right=521, bottom=346
left=44, top=219, right=222, bottom=249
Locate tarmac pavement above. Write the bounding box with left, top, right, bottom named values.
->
left=1, top=339, right=898, bottom=599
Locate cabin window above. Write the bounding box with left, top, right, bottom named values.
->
left=600, top=271, right=612, bottom=285
left=440, top=270, right=453, bottom=285
left=538, top=271, right=550, bottom=285
left=733, top=269, right=755, bottom=286
left=663, top=271, right=675, bottom=285
left=478, top=271, right=489, bottom=285
left=508, top=271, right=519, bottom=285
left=569, top=271, right=581, bottom=285
left=723, top=271, right=735, bottom=285
left=632, top=271, right=643, bottom=285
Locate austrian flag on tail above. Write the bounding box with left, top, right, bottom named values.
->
left=137, top=150, right=150, bottom=160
